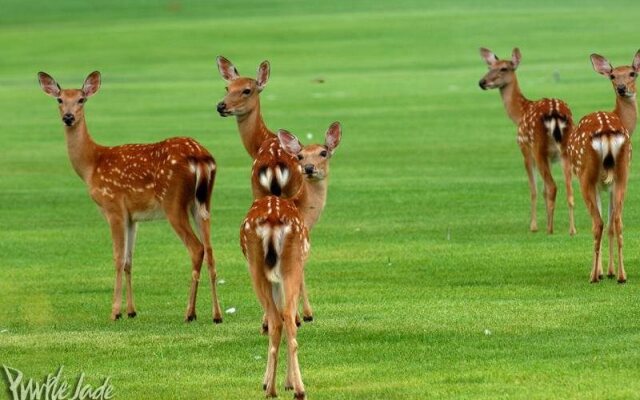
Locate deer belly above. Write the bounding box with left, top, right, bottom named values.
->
left=131, top=204, right=165, bottom=221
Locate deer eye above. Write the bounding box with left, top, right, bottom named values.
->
left=297, top=154, right=303, bottom=160
left=320, top=150, right=328, bottom=157
left=224, top=86, right=229, bottom=92
left=78, top=98, right=86, bottom=104
left=57, top=98, right=62, bottom=104
left=631, top=71, right=637, bottom=78
left=610, top=74, right=615, bottom=80
left=242, top=88, right=251, bottom=95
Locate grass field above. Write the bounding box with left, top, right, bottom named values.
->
left=2, top=1, right=640, bottom=399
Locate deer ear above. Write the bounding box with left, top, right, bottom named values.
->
left=82, top=71, right=101, bottom=97
left=511, top=48, right=522, bottom=69
left=632, top=50, right=640, bottom=72
left=591, top=54, right=613, bottom=76
left=217, top=56, right=239, bottom=81
left=324, top=122, right=342, bottom=154
left=38, top=72, right=61, bottom=97
left=480, top=48, right=498, bottom=66
left=256, top=61, right=270, bottom=92
left=277, top=129, right=302, bottom=155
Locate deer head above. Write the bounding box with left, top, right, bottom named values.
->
left=38, top=71, right=101, bottom=127
left=216, top=56, right=270, bottom=117
left=478, top=47, right=521, bottom=90
left=591, top=51, right=640, bottom=98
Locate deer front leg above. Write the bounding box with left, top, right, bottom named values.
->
left=107, top=215, right=126, bottom=321
left=612, top=185, right=626, bottom=284
left=124, top=221, right=138, bottom=318
left=561, top=154, right=576, bottom=236
left=521, top=147, right=538, bottom=232
left=300, top=273, right=313, bottom=322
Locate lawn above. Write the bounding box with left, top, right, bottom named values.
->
left=1, top=1, right=640, bottom=399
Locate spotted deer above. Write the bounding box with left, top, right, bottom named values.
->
left=479, top=47, right=576, bottom=235
left=216, top=55, right=273, bottom=158
left=38, top=71, right=223, bottom=322
left=567, top=51, right=640, bottom=283
left=241, top=132, right=310, bottom=399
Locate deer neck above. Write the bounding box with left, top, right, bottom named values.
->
left=295, top=178, right=328, bottom=231
left=236, top=101, right=274, bottom=158
left=613, top=94, right=637, bottom=135
left=64, top=118, right=100, bottom=183
left=499, top=76, right=530, bottom=125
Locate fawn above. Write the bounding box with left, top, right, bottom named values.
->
left=479, top=47, right=575, bottom=235
left=38, top=71, right=223, bottom=322
left=568, top=51, right=639, bottom=283
left=241, top=130, right=310, bottom=399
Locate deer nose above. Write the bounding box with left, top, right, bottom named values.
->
left=216, top=102, right=226, bottom=113
left=62, top=113, right=75, bottom=125
left=479, top=79, right=487, bottom=90
left=304, top=164, right=314, bottom=175
left=617, top=85, right=626, bottom=95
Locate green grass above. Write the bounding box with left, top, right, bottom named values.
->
left=2, top=1, right=640, bottom=399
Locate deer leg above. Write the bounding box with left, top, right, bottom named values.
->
left=581, top=182, right=604, bottom=283
left=264, top=304, right=282, bottom=398
left=168, top=209, right=204, bottom=322
left=535, top=155, right=557, bottom=234
left=124, top=220, right=138, bottom=318
left=612, top=185, right=626, bottom=284
left=521, top=147, right=538, bottom=232
left=192, top=206, right=222, bottom=324
left=607, top=191, right=616, bottom=279
left=300, top=270, right=313, bottom=322
left=561, top=154, right=576, bottom=236
left=283, top=264, right=305, bottom=399
left=107, top=215, right=126, bottom=321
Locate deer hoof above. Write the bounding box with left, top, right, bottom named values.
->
left=185, top=314, right=197, bottom=322
left=618, top=278, right=627, bottom=284
left=127, top=312, right=137, bottom=318
left=213, top=317, right=223, bottom=324
left=303, top=316, right=313, bottom=322
left=294, top=392, right=306, bottom=400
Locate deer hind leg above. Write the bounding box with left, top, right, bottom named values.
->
left=168, top=207, right=204, bottom=322
left=107, top=214, right=126, bottom=321
left=561, top=154, right=577, bottom=236
left=611, top=184, right=626, bottom=283
left=521, top=146, right=538, bottom=232
left=192, top=205, right=222, bottom=324
left=264, top=304, right=282, bottom=398
left=283, top=263, right=305, bottom=398
left=124, top=220, right=138, bottom=318
left=581, top=182, right=604, bottom=283
left=535, top=153, right=557, bottom=234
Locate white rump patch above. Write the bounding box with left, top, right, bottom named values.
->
left=259, top=168, right=273, bottom=191
left=274, top=165, right=290, bottom=188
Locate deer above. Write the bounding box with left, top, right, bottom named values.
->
left=479, top=47, right=576, bottom=236
left=241, top=130, right=310, bottom=399
left=38, top=71, right=223, bottom=323
left=216, top=56, right=343, bottom=322
left=567, top=51, right=640, bottom=283
left=216, top=55, right=273, bottom=158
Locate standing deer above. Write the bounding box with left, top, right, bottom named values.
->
left=479, top=48, right=576, bottom=235
left=568, top=51, right=640, bottom=283
left=38, top=71, right=223, bottom=322
left=217, top=56, right=342, bottom=322
left=216, top=55, right=273, bottom=158
left=241, top=130, right=310, bottom=399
